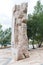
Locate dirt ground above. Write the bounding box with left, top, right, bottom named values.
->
left=0, top=47, right=43, bottom=65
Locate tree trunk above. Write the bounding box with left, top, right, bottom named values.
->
left=32, top=44, right=35, bottom=49
left=4, top=45, right=7, bottom=48
left=32, top=40, right=35, bottom=49
left=38, top=41, right=42, bottom=48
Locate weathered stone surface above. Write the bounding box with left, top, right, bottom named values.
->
left=11, top=3, right=29, bottom=61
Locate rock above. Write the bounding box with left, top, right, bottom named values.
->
left=11, top=3, right=29, bottom=61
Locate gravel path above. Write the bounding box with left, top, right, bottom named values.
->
left=0, top=47, right=43, bottom=65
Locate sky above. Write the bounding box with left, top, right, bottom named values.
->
left=0, top=0, right=43, bottom=30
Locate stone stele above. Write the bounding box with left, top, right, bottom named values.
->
left=11, top=3, right=29, bottom=61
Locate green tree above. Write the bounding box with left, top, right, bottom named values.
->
left=35, top=13, right=43, bottom=47
left=27, top=0, right=43, bottom=48
left=0, top=24, right=3, bottom=47
left=2, top=28, right=11, bottom=47
left=34, top=0, right=43, bottom=15
left=27, top=14, right=38, bottom=49
left=34, top=0, right=43, bottom=47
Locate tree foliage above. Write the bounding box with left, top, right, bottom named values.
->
left=27, top=0, right=43, bottom=48
left=0, top=24, right=11, bottom=47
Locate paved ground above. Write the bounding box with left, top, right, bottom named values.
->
left=0, top=47, right=43, bottom=65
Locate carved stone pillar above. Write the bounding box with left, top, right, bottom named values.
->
left=11, top=3, right=29, bottom=61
